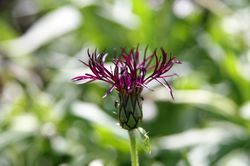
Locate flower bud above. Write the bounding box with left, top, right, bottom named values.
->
left=118, top=92, right=143, bottom=130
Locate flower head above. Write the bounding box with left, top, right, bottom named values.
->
left=73, top=47, right=181, bottom=130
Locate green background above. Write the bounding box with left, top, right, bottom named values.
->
left=1, top=0, right=250, bottom=165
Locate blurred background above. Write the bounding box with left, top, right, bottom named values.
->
left=1, top=0, right=250, bottom=166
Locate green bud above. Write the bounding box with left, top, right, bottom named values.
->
left=118, top=92, right=143, bottom=130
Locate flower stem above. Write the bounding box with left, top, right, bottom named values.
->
left=128, top=129, right=139, bottom=166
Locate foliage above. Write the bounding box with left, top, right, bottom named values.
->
left=1, top=0, right=250, bottom=165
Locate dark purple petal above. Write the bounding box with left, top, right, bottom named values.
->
left=102, top=84, right=115, bottom=98
left=73, top=47, right=180, bottom=98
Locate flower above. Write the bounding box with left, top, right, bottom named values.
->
left=73, top=47, right=181, bottom=130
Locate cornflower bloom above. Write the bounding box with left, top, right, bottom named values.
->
left=73, top=47, right=181, bottom=130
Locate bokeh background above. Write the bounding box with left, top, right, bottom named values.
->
left=1, top=0, right=250, bottom=166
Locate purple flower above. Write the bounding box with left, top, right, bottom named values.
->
left=73, top=47, right=181, bottom=130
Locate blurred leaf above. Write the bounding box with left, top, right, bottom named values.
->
left=209, top=136, right=250, bottom=166
left=147, top=89, right=238, bottom=118
left=1, top=6, right=82, bottom=57
left=0, top=20, right=17, bottom=41
left=0, top=131, right=32, bottom=150
left=137, top=127, right=151, bottom=154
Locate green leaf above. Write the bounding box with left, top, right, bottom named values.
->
left=136, top=127, right=151, bottom=154
left=209, top=136, right=250, bottom=165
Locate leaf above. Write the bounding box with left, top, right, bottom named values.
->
left=209, top=136, right=250, bottom=165
left=136, top=127, right=151, bottom=154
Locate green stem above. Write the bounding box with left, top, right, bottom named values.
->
left=128, top=129, right=139, bottom=166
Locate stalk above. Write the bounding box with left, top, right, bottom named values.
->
left=128, top=129, right=139, bottom=166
